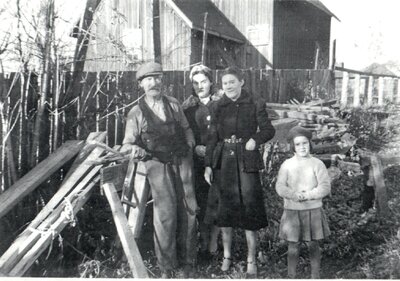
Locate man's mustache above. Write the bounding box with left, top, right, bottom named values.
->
left=149, top=86, right=161, bottom=91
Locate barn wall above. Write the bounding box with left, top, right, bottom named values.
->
left=191, top=31, right=244, bottom=69
left=159, top=0, right=192, bottom=70
left=84, top=0, right=154, bottom=72
left=273, top=1, right=331, bottom=69
left=211, top=0, right=274, bottom=68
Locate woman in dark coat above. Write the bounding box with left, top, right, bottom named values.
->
left=204, top=67, right=275, bottom=277
left=182, top=65, right=221, bottom=257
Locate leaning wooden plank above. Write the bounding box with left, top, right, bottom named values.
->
left=7, top=175, right=100, bottom=277
left=0, top=164, right=103, bottom=273
left=0, top=140, right=84, bottom=220
left=127, top=161, right=150, bottom=238
left=370, top=155, right=389, bottom=216
left=63, top=131, right=107, bottom=180
left=102, top=183, right=148, bottom=278
left=27, top=137, right=107, bottom=229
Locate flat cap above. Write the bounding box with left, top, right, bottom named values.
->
left=287, top=126, right=313, bottom=142
left=136, top=62, right=163, bottom=81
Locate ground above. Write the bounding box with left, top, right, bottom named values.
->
left=19, top=106, right=400, bottom=278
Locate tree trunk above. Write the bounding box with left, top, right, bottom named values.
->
left=29, top=0, right=55, bottom=167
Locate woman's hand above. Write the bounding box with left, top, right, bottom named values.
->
left=194, top=145, right=206, bottom=157
left=204, top=166, right=213, bottom=185
left=245, top=138, right=256, bottom=151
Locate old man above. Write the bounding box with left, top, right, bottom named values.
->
left=121, top=62, right=197, bottom=278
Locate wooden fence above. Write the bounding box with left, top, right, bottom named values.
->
left=0, top=67, right=398, bottom=192
left=335, top=66, right=400, bottom=107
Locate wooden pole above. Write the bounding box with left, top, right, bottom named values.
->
left=201, top=12, right=208, bottom=65
left=330, top=39, right=336, bottom=70
left=353, top=74, right=361, bottom=107
left=367, top=76, right=374, bottom=106
left=397, top=78, right=400, bottom=104
left=314, top=42, right=320, bottom=70
left=103, top=182, right=148, bottom=278
left=386, top=78, right=394, bottom=103
left=378, top=76, right=384, bottom=106
left=370, top=155, right=389, bottom=217
left=340, top=71, right=349, bottom=107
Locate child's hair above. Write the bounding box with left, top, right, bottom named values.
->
left=220, top=66, right=244, bottom=82
left=289, top=138, right=314, bottom=154
left=287, top=126, right=314, bottom=154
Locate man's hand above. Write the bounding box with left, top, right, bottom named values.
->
left=245, top=138, right=256, bottom=151
left=204, top=166, right=213, bottom=185
left=194, top=145, right=206, bottom=157
left=121, top=144, right=147, bottom=160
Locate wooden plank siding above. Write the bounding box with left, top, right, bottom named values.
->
left=84, top=0, right=152, bottom=72
left=159, top=0, right=192, bottom=70
left=211, top=0, right=274, bottom=68
left=273, top=0, right=331, bottom=69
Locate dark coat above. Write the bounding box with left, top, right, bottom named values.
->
left=183, top=94, right=219, bottom=222
left=204, top=90, right=275, bottom=167
left=183, top=95, right=218, bottom=146
left=204, top=90, right=275, bottom=230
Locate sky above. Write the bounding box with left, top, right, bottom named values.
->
left=321, top=0, right=400, bottom=70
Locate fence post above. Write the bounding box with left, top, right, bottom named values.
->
left=378, top=77, right=384, bottom=106
left=353, top=74, right=361, bottom=107
left=367, top=76, right=374, bottom=106
left=340, top=71, right=349, bottom=107
left=386, top=78, right=394, bottom=103
left=397, top=78, right=400, bottom=104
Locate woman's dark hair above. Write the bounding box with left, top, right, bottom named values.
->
left=220, top=66, right=244, bottom=82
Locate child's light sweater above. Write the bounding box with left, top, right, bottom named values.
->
left=276, top=155, right=331, bottom=210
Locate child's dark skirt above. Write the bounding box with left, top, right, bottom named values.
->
left=279, top=207, right=330, bottom=242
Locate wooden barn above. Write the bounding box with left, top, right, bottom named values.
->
left=81, top=0, right=338, bottom=71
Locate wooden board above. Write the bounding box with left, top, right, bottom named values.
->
left=27, top=133, right=107, bottom=229
left=100, top=161, right=129, bottom=191
left=63, top=131, right=106, bottom=179
left=127, top=161, right=150, bottom=238
left=370, top=155, right=389, bottom=216
left=0, top=164, right=103, bottom=273
left=102, top=183, right=148, bottom=278
left=7, top=176, right=99, bottom=276
left=0, top=140, right=84, bottom=220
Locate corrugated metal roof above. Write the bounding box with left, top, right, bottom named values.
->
left=164, top=0, right=246, bottom=43
left=277, top=0, right=340, bottom=21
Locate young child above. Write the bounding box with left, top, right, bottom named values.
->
left=275, top=126, right=331, bottom=278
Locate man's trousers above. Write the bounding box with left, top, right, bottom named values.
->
left=144, top=154, right=198, bottom=271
